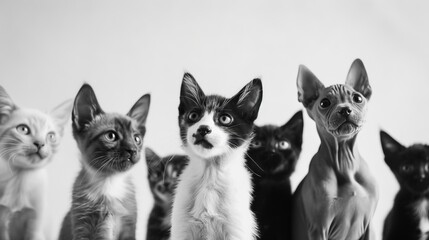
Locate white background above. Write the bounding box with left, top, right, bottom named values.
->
left=1, top=0, right=429, bottom=239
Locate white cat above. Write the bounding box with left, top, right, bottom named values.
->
left=171, top=73, right=262, bottom=240
left=0, top=85, right=72, bottom=240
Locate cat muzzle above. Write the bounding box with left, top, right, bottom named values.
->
left=192, top=126, right=214, bottom=149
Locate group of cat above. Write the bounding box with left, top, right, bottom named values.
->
left=0, top=58, right=427, bottom=240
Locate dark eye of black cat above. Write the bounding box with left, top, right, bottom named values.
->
left=219, top=114, right=233, bottom=125
left=104, top=131, right=118, bottom=142
left=277, top=140, right=290, bottom=150
left=400, top=164, right=414, bottom=173
left=319, top=98, right=331, bottom=108
left=134, top=134, right=142, bottom=145
left=188, top=111, right=200, bottom=122
left=353, top=94, right=363, bottom=103
left=16, top=124, right=31, bottom=135
left=251, top=140, right=262, bottom=148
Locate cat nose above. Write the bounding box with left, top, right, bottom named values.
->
left=125, top=150, right=138, bottom=163
left=197, top=125, right=212, bottom=137
left=33, top=141, right=45, bottom=149
left=338, top=107, right=352, bottom=117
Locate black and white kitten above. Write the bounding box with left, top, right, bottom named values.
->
left=171, top=73, right=263, bottom=240
left=144, top=147, right=188, bottom=240
left=381, top=130, right=429, bottom=240
left=58, top=84, right=150, bottom=240
left=246, top=110, right=303, bottom=240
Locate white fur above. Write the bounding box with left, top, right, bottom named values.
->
left=171, top=112, right=257, bottom=240
left=413, top=198, right=429, bottom=239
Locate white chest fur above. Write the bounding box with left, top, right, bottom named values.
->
left=171, top=148, right=256, bottom=240
left=0, top=168, right=46, bottom=211
left=414, top=199, right=429, bottom=239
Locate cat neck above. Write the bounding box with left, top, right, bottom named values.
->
left=185, top=143, right=248, bottom=172
left=396, top=188, right=429, bottom=203
left=316, top=127, right=361, bottom=181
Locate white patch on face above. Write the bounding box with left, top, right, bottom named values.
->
left=185, top=112, right=229, bottom=159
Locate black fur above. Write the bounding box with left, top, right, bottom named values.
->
left=381, top=130, right=429, bottom=240
left=145, top=148, right=188, bottom=240
left=246, top=110, right=303, bottom=240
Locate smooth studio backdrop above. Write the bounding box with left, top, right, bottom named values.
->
left=1, top=0, right=429, bottom=239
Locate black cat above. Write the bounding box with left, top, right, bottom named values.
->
left=246, top=110, right=303, bottom=240
left=145, top=148, right=188, bottom=240
left=381, top=130, right=429, bottom=240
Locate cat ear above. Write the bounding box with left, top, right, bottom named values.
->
left=0, top=86, right=17, bottom=124
left=127, top=94, right=151, bottom=130
left=297, top=65, right=325, bottom=108
left=72, top=84, right=104, bottom=131
left=50, top=99, right=73, bottom=136
left=380, top=130, right=405, bottom=159
left=179, top=73, right=205, bottom=113
left=281, top=110, right=304, bottom=148
left=345, top=59, right=372, bottom=100
left=230, top=79, right=263, bottom=122
left=145, top=147, right=160, bottom=169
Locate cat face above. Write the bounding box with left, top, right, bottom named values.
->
left=72, top=84, right=150, bottom=174
left=178, top=73, right=263, bottom=160
left=247, top=111, right=303, bottom=178
left=145, top=148, right=188, bottom=205
left=0, top=86, right=72, bottom=170
left=381, top=130, right=429, bottom=195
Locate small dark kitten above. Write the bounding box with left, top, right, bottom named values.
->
left=246, top=110, right=303, bottom=240
left=144, top=148, right=188, bottom=240
left=59, top=84, right=150, bottom=240
left=381, top=130, right=429, bottom=240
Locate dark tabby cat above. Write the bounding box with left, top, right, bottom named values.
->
left=144, top=147, right=188, bottom=240
left=381, top=130, right=429, bottom=240
left=246, top=110, right=303, bottom=240
left=59, top=84, right=150, bottom=240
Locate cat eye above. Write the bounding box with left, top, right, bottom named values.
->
left=16, top=124, right=31, bottom=135
left=319, top=98, right=331, bottom=108
left=219, top=114, right=233, bottom=125
left=47, top=132, right=57, bottom=143
left=188, top=111, right=200, bottom=122
left=353, top=94, right=363, bottom=103
left=400, top=164, right=414, bottom=173
left=251, top=140, right=262, bottom=148
left=277, top=140, right=290, bottom=150
left=104, top=131, right=118, bottom=142
left=134, top=134, right=142, bottom=145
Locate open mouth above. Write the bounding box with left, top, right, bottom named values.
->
left=331, top=121, right=360, bottom=135
left=194, top=139, right=213, bottom=149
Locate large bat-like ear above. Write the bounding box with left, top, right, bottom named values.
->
left=50, top=99, right=73, bottom=136
left=380, top=130, right=405, bottom=167
left=345, top=59, right=372, bottom=100
left=127, top=94, right=151, bottom=136
left=72, top=84, right=104, bottom=132
left=0, top=86, right=17, bottom=124
left=297, top=65, right=325, bottom=108
left=178, top=73, right=205, bottom=114
left=229, top=78, right=263, bottom=122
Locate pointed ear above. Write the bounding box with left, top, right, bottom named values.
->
left=72, top=84, right=103, bottom=131
left=297, top=65, right=324, bottom=108
left=0, top=86, right=17, bottom=124
left=50, top=99, right=73, bottom=136
left=230, top=79, right=263, bottom=122
left=127, top=94, right=150, bottom=133
left=281, top=110, right=304, bottom=147
left=179, top=73, right=205, bottom=114
left=380, top=130, right=405, bottom=159
left=345, top=59, right=372, bottom=99
left=145, top=147, right=160, bottom=169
